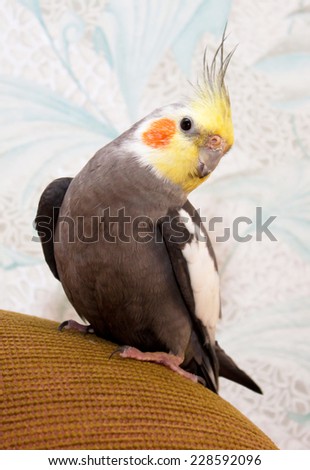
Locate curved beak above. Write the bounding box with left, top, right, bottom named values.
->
left=197, top=135, right=227, bottom=178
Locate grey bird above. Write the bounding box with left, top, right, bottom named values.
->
left=35, top=42, right=262, bottom=394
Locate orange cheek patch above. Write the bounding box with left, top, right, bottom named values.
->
left=142, top=118, right=176, bottom=148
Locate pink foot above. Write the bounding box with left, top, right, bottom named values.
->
left=58, top=320, right=95, bottom=334
left=115, top=346, right=199, bottom=383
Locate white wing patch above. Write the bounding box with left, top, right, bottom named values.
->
left=179, top=209, right=220, bottom=343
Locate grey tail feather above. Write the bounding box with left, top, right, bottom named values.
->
left=215, top=342, right=263, bottom=394
left=184, top=353, right=218, bottom=394
left=34, top=177, right=73, bottom=280
left=194, top=325, right=220, bottom=393
left=200, top=349, right=219, bottom=394
left=183, top=331, right=219, bottom=394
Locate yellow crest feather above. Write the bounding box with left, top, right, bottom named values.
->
left=190, top=32, right=236, bottom=148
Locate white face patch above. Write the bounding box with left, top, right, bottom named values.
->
left=179, top=209, right=220, bottom=344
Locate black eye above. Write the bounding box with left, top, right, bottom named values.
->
left=180, top=117, right=192, bottom=131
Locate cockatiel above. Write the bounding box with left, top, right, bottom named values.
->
left=35, top=38, right=262, bottom=394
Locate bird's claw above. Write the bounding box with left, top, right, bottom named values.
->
left=58, top=319, right=95, bottom=335
left=109, top=345, right=129, bottom=360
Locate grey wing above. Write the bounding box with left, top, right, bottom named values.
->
left=35, top=177, right=73, bottom=280
left=160, top=200, right=219, bottom=392
left=160, top=199, right=262, bottom=394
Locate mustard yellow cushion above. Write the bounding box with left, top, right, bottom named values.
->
left=1, top=310, right=277, bottom=449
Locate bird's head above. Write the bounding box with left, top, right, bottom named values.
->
left=128, top=39, right=235, bottom=194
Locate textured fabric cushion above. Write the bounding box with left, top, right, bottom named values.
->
left=1, top=310, right=277, bottom=450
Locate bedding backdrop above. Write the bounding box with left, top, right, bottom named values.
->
left=0, top=0, right=309, bottom=449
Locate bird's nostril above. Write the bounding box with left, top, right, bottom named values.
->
left=208, top=135, right=222, bottom=149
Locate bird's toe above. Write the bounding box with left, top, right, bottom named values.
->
left=58, top=319, right=94, bottom=335
left=112, top=346, right=200, bottom=383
